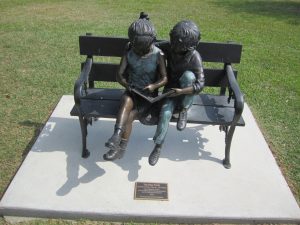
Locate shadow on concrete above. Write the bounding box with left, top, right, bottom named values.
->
left=25, top=117, right=106, bottom=196
left=212, top=0, right=300, bottom=25
left=98, top=121, right=222, bottom=182
left=23, top=117, right=224, bottom=195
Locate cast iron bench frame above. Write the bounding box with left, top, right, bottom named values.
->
left=70, top=34, right=245, bottom=169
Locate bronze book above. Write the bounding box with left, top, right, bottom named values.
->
left=131, top=89, right=175, bottom=103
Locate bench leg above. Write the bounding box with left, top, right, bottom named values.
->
left=78, top=115, right=90, bottom=158
left=223, top=125, right=236, bottom=169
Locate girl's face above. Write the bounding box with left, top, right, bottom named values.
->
left=132, top=36, right=153, bottom=56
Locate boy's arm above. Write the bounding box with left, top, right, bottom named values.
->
left=144, top=52, right=168, bottom=92
left=192, top=53, right=205, bottom=94
left=116, top=54, right=130, bottom=90
left=170, top=52, right=204, bottom=96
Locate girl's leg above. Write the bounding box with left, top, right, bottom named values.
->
left=104, top=94, right=134, bottom=161
left=122, top=109, right=138, bottom=140
left=105, top=94, right=134, bottom=149
left=118, top=109, right=138, bottom=154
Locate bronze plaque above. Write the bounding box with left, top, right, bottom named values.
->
left=134, top=182, right=168, bottom=201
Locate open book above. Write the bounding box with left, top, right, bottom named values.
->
left=131, top=89, right=175, bottom=103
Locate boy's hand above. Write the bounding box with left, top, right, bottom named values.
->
left=169, top=88, right=183, bottom=97
left=143, top=84, right=156, bottom=93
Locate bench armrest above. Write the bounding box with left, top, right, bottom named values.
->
left=226, top=64, right=244, bottom=124
left=74, top=57, right=93, bottom=105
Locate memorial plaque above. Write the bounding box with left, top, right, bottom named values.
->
left=134, top=182, right=168, bottom=201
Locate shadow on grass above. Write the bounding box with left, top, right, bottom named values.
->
left=212, top=0, right=300, bottom=25
left=19, top=120, right=45, bottom=157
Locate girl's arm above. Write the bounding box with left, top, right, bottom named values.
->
left=116, top=54, right=130, bottom=90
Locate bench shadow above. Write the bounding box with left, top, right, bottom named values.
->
left=212, top=0, right=300, bottom=25
left=20, top=118, right=106, bottom=197
left=20, top=117, right=225, bottom=195
left=97, top=121, right=223, bottom=182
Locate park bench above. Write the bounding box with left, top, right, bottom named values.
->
left=70, top=34, right=245, bottom=169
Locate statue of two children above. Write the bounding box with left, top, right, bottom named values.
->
left=103, top=13, right=205, bottom=166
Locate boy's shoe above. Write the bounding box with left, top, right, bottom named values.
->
left=177, top=108, right=187, bottom=131
left=148, top=144, right=162, bottom=166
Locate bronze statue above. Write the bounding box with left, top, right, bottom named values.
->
left=103, top=15, right=168, bottom=161
left=149, top=20, right=205, bottom=166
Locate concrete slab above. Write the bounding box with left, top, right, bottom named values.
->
left=0, top=95, right=299, bottom=224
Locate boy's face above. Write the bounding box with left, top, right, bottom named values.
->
left=170, top=36, right=188, bottom=55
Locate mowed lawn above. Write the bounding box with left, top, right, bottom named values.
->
left=0, top=0, right=299, bottom=224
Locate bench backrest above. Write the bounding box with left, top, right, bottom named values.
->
left=79, top=35, right=242, bottom=88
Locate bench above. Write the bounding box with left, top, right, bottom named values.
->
left=70, top=34, right=245, bottom=169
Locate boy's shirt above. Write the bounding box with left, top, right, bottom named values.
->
left=156, top=41, right=204, bottom=93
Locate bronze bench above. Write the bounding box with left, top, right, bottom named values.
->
left=71, top=34, right=244, bottom=169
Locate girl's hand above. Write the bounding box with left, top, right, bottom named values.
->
left=169, top=88, right=183, bottom=97
left=125, top=83, right=132, bottom=92
left=143, top=84, right=156, bottom=93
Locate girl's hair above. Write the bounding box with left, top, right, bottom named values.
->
left=169, top=20, right=201, bottom=51
left=128, top=18, right=156, bottom=46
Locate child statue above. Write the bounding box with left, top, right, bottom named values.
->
left=149, top=20, right=205, bottom=166
left=103, top=16, right=168, bottom=161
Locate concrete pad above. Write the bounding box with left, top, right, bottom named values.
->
left=0, top=95, right=299, bottom=224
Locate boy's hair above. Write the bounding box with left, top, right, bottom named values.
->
left=169, top=20, right=201, bottom=51
left=128, top=18, right=156, bottom=47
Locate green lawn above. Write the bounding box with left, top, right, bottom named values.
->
left=0, top=0, right=299, bottom=224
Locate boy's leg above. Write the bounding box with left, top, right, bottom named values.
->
left=149, top=98, right=176, bottom=166
left=153, top=98, right=176, bottom=145
left=177, top=71, right=196, bottom=131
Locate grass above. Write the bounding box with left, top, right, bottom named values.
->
left=0, top=0, right=299, bottom=224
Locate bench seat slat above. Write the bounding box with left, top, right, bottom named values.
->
left=193, top=94, right=234, bottom=107
left=83, top=88, right=124, bottom=100
left=187, top=105, right=245, bottom=126
left=70, top=89, right=245, bottom=126
left=80, top=88, right=235, bottom=107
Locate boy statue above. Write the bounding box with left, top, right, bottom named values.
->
left=149, top=20, right=205, bottom=166
left=103, top=16, right=168, bottom=161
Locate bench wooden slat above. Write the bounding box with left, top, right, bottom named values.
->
left=85, top=62, right=118, bottom=82
left=79, top=36, right=242, bottom=63
left=79, top=36, right=128, bottom=57
left=197, top=42, right=242, bottom=63
left=84, top=62, right=237, bottom=87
